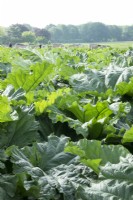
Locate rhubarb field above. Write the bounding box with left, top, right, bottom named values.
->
left=1, top=45, right=133, bottom=199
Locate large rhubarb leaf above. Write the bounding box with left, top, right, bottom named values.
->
left=35, top=88, right=70, bottom=115
left=48, top=105, right=89, bottom=137
left=76, top=155, right=133, bottom=200
left=9, top=135, right=75, bottom=172
left=0, top=96, right=18, bottom=122
left=0, top=150, right=7, bottom=170
left=0, top=174, right=17, bottom=200
left=105, top=65, right=133, bottom=88
left=2, top=85, right=26, bottom=101
left=20, top=48, right=44, bottom=63
left=122, top=126, right=133, bottom=143
left=69, top=69, right=106, bottom=93
left=4, top=61, right=53, bottom=92
left=0, top=62, right=11, bottom=79
left=47, top=100, right=113, bottom=138
left=0, top=106, right=38, bottom=148
left=116, top=77, right=133, bottom=96
left=7, top=136, right=87, bottom=199
left=69, top=65, right=133, bottom=94
left=65, top=139, right=129, bottom=174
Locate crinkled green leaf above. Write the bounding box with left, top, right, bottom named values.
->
left=48, top=105, right=89, bottom=137
left=65, top=139, right=129, bottom=174
left=0, top=106, right=38, bottom=148
left=19, top=48, right=44, bottom=63
left=109, top=101, right=131, bottom=115
left=7, top=136, right=83, bottom=199
left=84, top=101, right=112, bottom=122
left=105, top=65, right=133, bottom=88
left=35, top=88, right=70, bottom=115
left=4, top=61, right=53, bottom=92
left=69, top=65, right=133, bottom=94
left=0, top=96, right=18, bottom=122
left=2, top=85, right=26, bottom=102
left=69, top=69, right=106, bottom=93
left=47, top=100, right=113, bottom=138
left=70, top=100, right=113, bottom=139
left=0, top=62, right=11, bottom=79
left=122, top=126, right=133, bottom=143
left=0, top=174, right=17, bottom=200
left=46, top=164, right=92, bottom=200
left=11, top=56, right=32, bottom=70
left=76, top=155, right=133, bottom=200
left=0, top=150, right=7, bottom=169
left=9, top=135, right=75, bottom=172
left=22, top=163, right=93, bottom=200
left=67, top=101, right=84, bottom=123
left=116, top=77, right=133, bottom=96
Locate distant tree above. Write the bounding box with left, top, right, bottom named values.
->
left=78, top=24, right=88, bottom=42
left=78, top=22, right=110, bottom=42
left=67, top=25, right=80, bottom=42
left=54, top=24, right=81, bottom=43
left=34, top=28, right=51, bottom=41
left=0, top=26, right=9, bottom=44
left=7, top=24, right=29, bottom=43
left=46, top=26, right=63, bottom=42
left=47, top=24, right=79, bottom=43
left=108, top=25, right=122, bottom=41
left=45, top=24, right=56, bottom=30
left=0, top=35, right=9, bottom=45
left=23, top=24, right=33, bottom=31
left=36, top=36, right=48, bottom=44
left=22, top=31, right=36, bottom=43
left=128, top=26, right=133, bottom=40
left=122, top=26, right=133, bottom=41
left=0, top=26, right=6, bottom=36
left=57, top=24, right=69, bottom=42
left=1, top=22, right=133, bottom=45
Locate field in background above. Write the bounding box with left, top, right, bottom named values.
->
left=62, top=41, right=133, bottom=49
left=2, top=41, right=133, bottom=50
left=98, top=41, right=133, bottom=49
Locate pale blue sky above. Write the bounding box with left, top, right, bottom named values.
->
left=0, top=0, right=133, bottom=27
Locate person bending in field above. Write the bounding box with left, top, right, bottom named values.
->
left=9, top=43, right=12, bottom=48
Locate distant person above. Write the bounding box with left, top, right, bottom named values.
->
left=39, top=44, right=42, bottom=48
left=9, top=43, right=12, bottom=48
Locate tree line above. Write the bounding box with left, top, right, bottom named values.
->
left=0, top=22, right=133, bottom=45
left=0, top=24, right=51, bottom=45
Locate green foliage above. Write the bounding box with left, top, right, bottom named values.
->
left=0, top=95, right=18, bottom=122
left=0, top=26, right=6, bottom=36
left=7, top=24, right=29, bottom=43
left=122, top=126, right=133, bottom=143
left=1, top=23, right=133, bottom=45
left=4, top=61, right=54, bottom=92
left=6, top=135, right=79, bottom=199
left=0, top=174, right=17, bottom=200
left=1, top=46, right=133, bottom=199
left=22, top=31, right=36, bottom=43
left=76, top=155, right=133, bottom=200
left=0, top=106, right=38, bottom=148
left=65, top=139, right=129, bottom=174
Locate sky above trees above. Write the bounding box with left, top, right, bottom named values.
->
left=0, top=0, right=133, bottom=28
